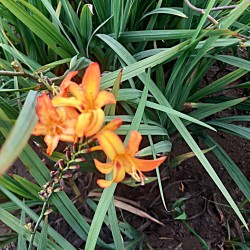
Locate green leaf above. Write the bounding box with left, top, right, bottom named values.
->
left=170, top=146, right=216, bottom=168
left=17, top=208, right=27, bottom=250
left=0, top=208, right=62, bottom=250
left=85, top=184, right=117, bottom=250
left=136, top=140, right=172, bottom=157
left=113, top=0, right=124, bottom=39
left=80, top=4, right=93, bottom=47
left=37, top=215, right=48, bottom=250
left=141, top=7, right=188, bottom=19
left=0, top=90, right=38, bottom=176
left=111, top=29, right=234, bottom=43
left=0, top=0, right=74, bottom=58
left=0, top=185, right=76, bottom=250
left=207, top=121, right=250, bottom=140
left=207, top=55, right=250, bottom=71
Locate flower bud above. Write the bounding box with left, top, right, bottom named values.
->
left=68, top=165, right=80, bottom=170
left=58, top=159, right=65, bottom=170
left=74, top=157, right=86, bottom=163
left=73, top=143, right=78, bottom=153
left=47, top=187, right=54, bottom=194
left=50, top=170, right=58, bottom=178
left=53, top=186, right=64, bottom=193
left=25, top=223, right=33, bottom=233
left=66, top=150, right=72, bottom=161
left=62, top=173, right=72, bottom=179
left=44, top=208, right=53, bottom=216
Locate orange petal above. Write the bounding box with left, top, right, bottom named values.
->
left=84, top=109, right=105, bottom=137
left=60, top=107, right=79, bottom=120
left=89, top=145, right=103, bottom=152
left=125, top=131, right=141, bottom=156
left=95, top=91, right=116, bottom=108
left=36, top=93, right=57, bottom=124
left=95, top=118, right=122, bottom=138
left=94, top=159, right=113, bottom=174
left=133, top=156, right=166, bottom=172
left=81, top=63, right=100, bottom=104
left=113, top=158, right=126, bottom=183
left=68, top=82, right=86, bottom=102
left=59, top=134, right=75, bottom=142
left=97, top=179, right=113, bottom=188
left=118, top=155, right=134, bottom=173
left=44, top=134, right=59, bottom=155
left=75, top=112, right=91, bottom=138
left=32, top=123, right=48, bottom=136
left=96, top=160, right=126, bottom=188
left=52, top=96, right=84, bottom=112
left=97, top=130, right=125, bottom=160
left=60, top=71, right=78, bottom=96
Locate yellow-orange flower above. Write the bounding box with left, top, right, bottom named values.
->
left=33, top=93, right=78, bottom=155
left=52, top=63, right=116, bottom=138
left=94, top=130, right=166, bottom=188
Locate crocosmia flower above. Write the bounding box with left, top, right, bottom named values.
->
left=52, top=63, right=116, bottom=138
left=33, top=93, right=78, bottom=155
left=94, top=130, right=166, bottom=188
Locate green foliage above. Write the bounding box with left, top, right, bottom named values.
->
left=0, top=0, right=250, bottom=249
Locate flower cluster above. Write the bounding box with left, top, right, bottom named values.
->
left=33, top=63, right=166, bottom=188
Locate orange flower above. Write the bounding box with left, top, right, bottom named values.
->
left=52, top=63, right=116, bottom=138
left=94, top=130, right=166, bottom=188
left=33, top=93, right=78, bottom=155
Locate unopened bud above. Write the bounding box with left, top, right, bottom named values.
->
left=62, top=173, right=72, bottom=179
left=44, top=208, right=53, bottom=216
left=25, top=223, right=33, bottom=233
left=47, top=187, right=54, bottom=194
left=53, top=186, right=64, bottom=193
left=50, top=170, right=58, bottom=178
left=38, top=190, right=47, bottom=200
left=68, top=165, right=80, bottom=170
left=58, top=159, right=65, bottom=170
left=11, top=60, right=23, bottom=72
left=42, top=182, right=50, bottom=189
left=74, top=157, right=86, bottom=163
left=73, top=143, right=78, bottom=153
left=66, top=150, right=72, bottom=161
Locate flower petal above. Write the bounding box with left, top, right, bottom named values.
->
left=85, top=109, right=105, bottom=137
left=44, top=134, right=59, bottom=155
left=59, top=134, right=75, bottom=142
left=36, top=93, right=57, bottom=124
left=95, top=118, right=122, bottom=138
left=113, top=159, right=126, bottom=183
left=125, top=131, right=141, bottom=156
left=94, top=159, right=113, bottom=174
left=60, top=71, right=78, bottom=96
left=52, top=96, right=84, bottom=112
left=68, top=82, right=86, bottom=102
left=75, top=112, right=91, bottom=138
left=95, top=90, right=116, bottom=108
left=81, top=62, right=100, bottom=105
left=97, top=130, right=125, bottom=160
left=133, top=156, right=166, bottom=172
left=97, top=179, right=113, bottom=188
left=32, top=123, right=48, bottom=136
left=96, top=159, right=126, bottom=188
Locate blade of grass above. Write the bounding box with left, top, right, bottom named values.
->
left=17, top=207, right=27, bottom=250
left=0, top=0, right=74, bottom=57
left=0, top=90, right=38, bottom=176
left=0, top=184, right=76, bottom=250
